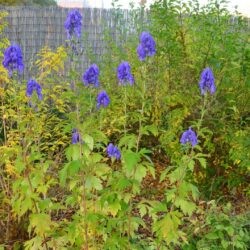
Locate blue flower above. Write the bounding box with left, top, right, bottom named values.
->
left=180, top=127, right=198, bottom=147
left=97, top=90, right=110, bottom=109
left=64, top=10, right=82, bottom=40
left=72, top=128, right=81, bottom=144
left=199, top=67, right=216, bottom=95
left=137, top=32, right=156, bottom=61
left=82, top=64, right=100, bottom=87
left=2, top=44, right=24, bottom=76
left=117, top=61, right=134, bottom=85
left=26, top=79, right=43, bottom=100
left=106, top=143, right=121, bottom=160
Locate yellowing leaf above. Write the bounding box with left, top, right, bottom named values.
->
left=29, top=213, right=52, bottom=236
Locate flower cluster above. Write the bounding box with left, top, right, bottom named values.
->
left=117, top=61, right=134, bottom=85
left=72, top=129, right=81, bottom=144
left=96, top=90, right=110, bottom=109
left=2, top=44, right=24, bottom=76
left=64, top=9, right=82, bottom=40
left=26, top=79, right=43, bottom=100
left=137, top=32, right=156, bottom=61
left=180, top=127, right=198, bottom=147
left=106, top=143, right=121, bottom=160
left=199, top=67, right=216, bottom=95
left=82, top=64, right=100, bottom=87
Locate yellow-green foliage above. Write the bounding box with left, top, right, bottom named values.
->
left=35, top=46, right=67, bottom=80
left=0, top=12, right=10, bottom=86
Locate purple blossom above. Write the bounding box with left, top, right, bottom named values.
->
left=180, top=127, right=198, bottom=147
left=137, top=31, right=156, bottom=61
left=199, top=67, right=216, bottom=95
left=97, top=90, right=110, bottom=109
left=106, top=143, right=121, bottom=160
left=26, top=79, right=43, bottom=100
left=117, top=61, right=134, bottom=85
left=64, top=10, right=82, bottom=40
left=2, top=44, right=24, bottom=76
left=82, top=64, right=100, bottom=87
left=72, top=128, right=81, bottom=144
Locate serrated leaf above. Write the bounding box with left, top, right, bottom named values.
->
left=118, top=134, right=137, bottom=149
left=134, top=164, right=147, bottom=182
left=66, top=145, right=81, bottom=161
left=123, top=150, right=140, bottom=173
left=85, top=175, right=102, bottom=191
left=153, top=211, right=182, bottom=244
left=29, top=213, right=52, bottom=236
left=197, top=157, right=207, bottom=168
left=160, top=165, right=175, bottom=182
left=68, top=160, right=81, bottom=176
left=83, top=134, right=94, bottom=151
left=144, top=124, right=159, bottom=136
left=108, top=200, right=121, bottom=217
left=137, top=203, right=147, bottom=217
left=59, top=163, right=69, bottom=186
left=174, top=198, right=196, bottom=216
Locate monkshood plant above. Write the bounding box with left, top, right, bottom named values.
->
left=1, top=0, right=250, bottom=248
left=0, top=43, right=57, bottom=250
left=151, top=68, right=216, bottom=248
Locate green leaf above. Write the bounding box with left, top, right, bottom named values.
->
left=123, top=150, right=140, bottom=173
left=174, top=198, right=196, bottom=216
left=134, top=164, right=147, bottom=182
left=197, top=157, right=207, bottom=168
left=160, top=165, right=175, bottom=182
left=143, top=124, right=159, bottom=136
left=20, top=197, right=33, bottom=217
left=107, top=200, right=121, bottom=217
left=205, top=232, right=219, bottom=240
left=153, top=211, right=183, bottom=244
left=59, top=163, right=69, bottom=186
left=83, top=134, right=94, bottom=151
left=68, top=160, right=81, bottom=176
left=187, top=159, right=195, bottom=171
left=29, top=213, right=52, bottom=236
left=66, top=145, right=81, bottom=161
left=24, top=236, right=43, bottom=250
left=85, top=175, right=102, bottom=191
left=118, top=134, right=137, bottom=149
left=137, top=203, right=147, bottom=217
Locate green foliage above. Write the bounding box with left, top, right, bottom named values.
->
left=190, top=202, right=250, bottom=250
left=0, top=0, right=249, bottom=248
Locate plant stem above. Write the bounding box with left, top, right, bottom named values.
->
left=82, top=173, right=89, bottom=250
left=27, top=173, right=49, bottom=250
left=197, top=93, right=208, bottom=137
left=123, top=86, right=127, bottom=136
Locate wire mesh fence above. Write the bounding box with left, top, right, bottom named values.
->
left=0, top=6, right=248, bottom=79
left=0, top=6, right=145, bottom=78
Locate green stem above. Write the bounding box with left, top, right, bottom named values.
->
left=136, top=69, right=146, bottom=152
left=89, top=88, right=93, bottom=114
left=27, top=173, right=49, bottom=250
left=197, top=93, right=208, bottom=137
left=99, top=108, right=103, bottom=131
left=123, top=86, right=127, bottom=136
left=82, top=174, right=89, bottom=250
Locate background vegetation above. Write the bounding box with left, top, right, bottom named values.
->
left=0, top=0, right=249, bottom=249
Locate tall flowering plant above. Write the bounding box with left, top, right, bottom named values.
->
left=137, top=31, right=156, bottom=61
left=64, top=9, right=82, bottom=40
left=117, top=61, right=134, bottom=85
left=26, top=79, right=43, bottom=100
left=199, top=67, right=216, bottom=95
left=2, top=44, right=24, bottom=76
left=83, top=64, right=100, bottom=87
